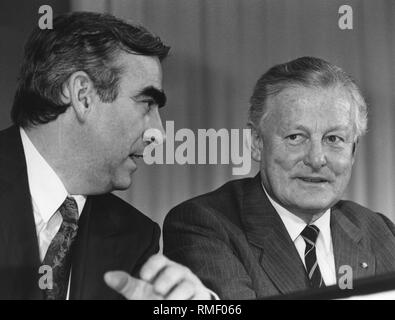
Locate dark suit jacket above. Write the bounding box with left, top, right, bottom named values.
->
left=0, top=126, right=160, bottom=299
left=163, top=174, right=395, bottom=299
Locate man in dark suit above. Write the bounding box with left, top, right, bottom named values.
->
left=0, top=12, right=211, bottom=300
left=163, top=57, right=395, bottom=299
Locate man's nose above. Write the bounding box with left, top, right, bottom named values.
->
left=143, top=108, right=166, bottom=146
left=303, top=140, right=327, bottom=170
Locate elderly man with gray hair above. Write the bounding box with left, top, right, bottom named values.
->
left=163, top=56, right=395, bottom=299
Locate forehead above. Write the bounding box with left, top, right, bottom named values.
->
left=265, top=85, right=354, bottom=131
left=116, top=52, right=163, bottom=93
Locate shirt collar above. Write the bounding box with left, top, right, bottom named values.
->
left=20, top=128, right=86, bottom=223
left=261, top=183, right=332, bottom=253
left=312, top=209, right=332, bottom=253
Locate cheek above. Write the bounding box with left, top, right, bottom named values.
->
left=118, top=112, right=146, bottom=142
left=128, top=119, right=146, bottom=143
left=270, top=146, right=303, bottom=173
left=327, top=151, right=354, bottom=176
left=262, top=147, right=302, bottom=188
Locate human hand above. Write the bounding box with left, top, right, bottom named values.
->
left=104, top=254, right=212, bottom=300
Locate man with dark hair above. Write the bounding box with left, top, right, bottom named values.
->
left=0, top=12, right=211, bottom=300
left=163, top=56, right=395, bottom=299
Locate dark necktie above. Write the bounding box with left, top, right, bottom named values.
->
left=300, top=224, right=325, bottom=289
left=42, top=196, right=79, bottom=300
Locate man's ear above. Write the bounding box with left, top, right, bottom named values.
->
left=248, top=123, right=263, bottom=162
left=62, top=71, right=95, bottom=123
left=351, top=138, right=358, bottom=164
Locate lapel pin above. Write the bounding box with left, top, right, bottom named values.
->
left=360, top=262, right=368, bottom=269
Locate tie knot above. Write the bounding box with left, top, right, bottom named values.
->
left=301, top=224, right=320, bottom=244
left=59, top=196, right=79, bottom=223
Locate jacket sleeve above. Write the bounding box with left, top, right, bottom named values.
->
left=163, top=202, right=256, bottom=299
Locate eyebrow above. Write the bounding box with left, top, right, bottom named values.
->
left=294, top=124, right=351, bottom=133
left=134, top=86, right=167, bottom=108
left=325, top=125, right=351, bottom=132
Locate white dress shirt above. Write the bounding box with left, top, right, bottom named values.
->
left=262, top=185, right=337, bottom=286
left=20, top=128, right=86, bottom=298
left=20, top=128, right=218, bottom=300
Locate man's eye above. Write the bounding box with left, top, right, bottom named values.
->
left=325, top=135, right=344, bottom=144
left=286, top=134, right=305, bottom=144
left=141, top=100, right=157, bottom=111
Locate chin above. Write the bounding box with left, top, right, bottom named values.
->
left=113, top=180, right=133, bottom=191
left=110, top=166, right=137, bottom=190
left=111, top=175, right=133, bottom=191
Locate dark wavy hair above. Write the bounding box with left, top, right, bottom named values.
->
left=11, top=11, right=170, bottom=127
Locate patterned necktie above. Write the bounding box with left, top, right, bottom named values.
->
left=42, top=197, right=79, bottom=300
left=300, top=224, right=325, bottom=289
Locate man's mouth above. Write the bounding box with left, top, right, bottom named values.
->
left=296, top=177, right=330, bottom=183
left=129, top=154, right=144, bottom=160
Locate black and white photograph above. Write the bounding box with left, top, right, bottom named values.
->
left=0, top=0, right=395, bottom=305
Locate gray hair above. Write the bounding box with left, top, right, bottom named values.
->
left=248, top=56, right=367, bottom=140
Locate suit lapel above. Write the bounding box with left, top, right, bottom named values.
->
left=69, top=197, right=124, bottom=300
left=331, top=206, right=375, bottom=283
left=0, top=126, right=42, bottom=299
left=70, top=195, right=147, bottom=300
left=241, top=174, right=309, bottom=294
